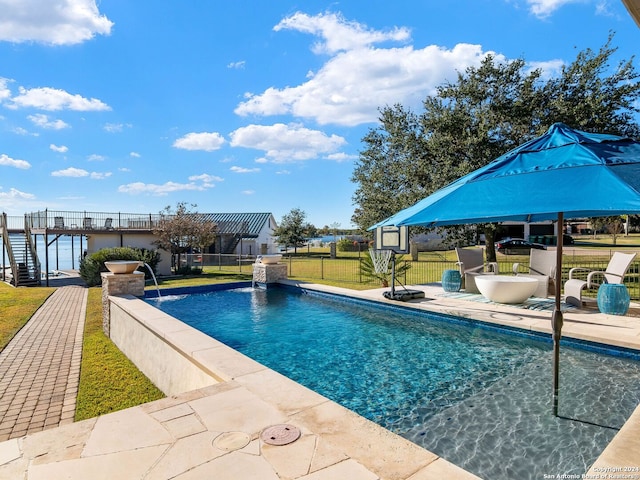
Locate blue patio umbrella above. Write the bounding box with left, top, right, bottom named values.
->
left=372, top=122, right=640, bottom=416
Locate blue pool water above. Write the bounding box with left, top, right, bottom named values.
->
left=148, top=286, right=640, bottom=479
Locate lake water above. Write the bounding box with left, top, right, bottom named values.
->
left=2, top=234, right=82, bottom=272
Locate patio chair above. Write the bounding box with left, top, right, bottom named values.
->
left=53, top=216, right=64, bottom=229
left=512, top=249, right=557, bottom=297
left=83, top=217, right=94, bottom=229
left=104, top=217, right=113, bottom=229
left=564, top=252, right=636, bottom=307
left=455, top=247, right=498, bottom=293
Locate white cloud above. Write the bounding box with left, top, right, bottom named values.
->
left=0, top=187, right=35, bottom=200
left=236, top=13, right=497, bottom=126
left=90, top=171, right=111, bottom=179
left=173, top=132, right=226, bottom=151
left=50, top=144, right=68, bottom=153
left=241, top=190, right=255, bottom=195
left=118, top=181, right=212, bottom=196
left=0, top=0, right=113, bottom=45
left=130, top=152, right=141, bottom=158
left=274, top=11, right=411, bottom=54
left=526, top=0, right=583, bottom=18
left=228, top=60, right=246, bottom=69
left=230, top=166, right=260, bottom=173
left=0, top=153, right=30, bottom=169
left=189, top=173, right=224, bottom=184
left=50, top=167, right=112, bottom=179
left=51, top=167, right=88, bottom=177
left=229, top=123, right=346, bottom=162
left=28, top=113, right=69, bottom=129
left=0, top=77, right=11, bottom=101
left=326, top=152, right=357, bottom=162
left=87, top=154, right=105, bottom=161
left=104, top=122, right=131, bottom=132
left=10, top=86, right=110, bottom=111
left=526, top=59, right=565, bottom=80
left=11, top=126, right=33, bottom=136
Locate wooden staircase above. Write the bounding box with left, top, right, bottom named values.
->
left=1, top=213, right=41, bottom=287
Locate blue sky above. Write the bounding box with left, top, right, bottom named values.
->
left=1, top=1, right=639, bottom=229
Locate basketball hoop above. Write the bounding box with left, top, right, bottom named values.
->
left=369, top=249, right=392, bottom=274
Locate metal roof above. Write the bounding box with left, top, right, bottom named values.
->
left=199, top=212, right=275, bottom=238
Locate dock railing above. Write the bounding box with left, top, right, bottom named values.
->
left=25, top=210, right=170, bottom=231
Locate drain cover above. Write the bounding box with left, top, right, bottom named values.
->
left=213, top=431, right=251, bottom=451
left=260, top=424, right=301, bottom=446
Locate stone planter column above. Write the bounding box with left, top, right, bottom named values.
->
left=252, top=263, right=288, bottom=287
left=101, top=271, right=145, bottom=336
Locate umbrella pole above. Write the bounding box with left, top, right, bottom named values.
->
left=552, top=212, right=564, bottom=417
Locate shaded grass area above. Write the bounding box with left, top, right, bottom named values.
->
left=152, top=268, right=377, bottom=291
left=0, top=282, right=54, bottom=351
left=75, top=288, right=164, bottom=421
left=153, top=270, right=254, bottom=288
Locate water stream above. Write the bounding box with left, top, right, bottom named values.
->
left=142, top=262, right=161, bottom=297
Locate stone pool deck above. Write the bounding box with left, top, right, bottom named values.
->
left=1, top=280, right=639, bottom=479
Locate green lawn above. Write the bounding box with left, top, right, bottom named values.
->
left=0, top=282, right=54, bottom=350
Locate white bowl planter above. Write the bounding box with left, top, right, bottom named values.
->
left=104, top=260, right=141, bottom=274
left=475, top=275, right=538, bottom=304
left=258, top=254, right=282, bottom=265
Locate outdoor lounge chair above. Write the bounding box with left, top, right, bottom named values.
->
left=53, top=216, right=64, bottom=229
left=104, top=217, right=113, bottom=229
left=564, top=252, right=636, bottom=307
left=455, top=247, right=498, bottom=293
left=83, top=217, right=94, bottom=229
left=512, top=249, right=557, bottom=297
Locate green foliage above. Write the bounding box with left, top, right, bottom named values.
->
left=153, top=202, right=218, bottom=273
left=360, top=251, right=411, bottom=287
left=352, top=35, right=640, bottom=262
left=79, top=247, right=160, bottom=287
left=274, top=208, right=309, bottom=252
left=337, top=237, right=368, bottom=252
left=175, top=265, right=203, bottom=275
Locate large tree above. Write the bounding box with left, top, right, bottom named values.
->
left=274, top=208, right=309, bottom=253
left=153, top=202, right=217, bottom=272
left=352, top=35, right=640, bottom=260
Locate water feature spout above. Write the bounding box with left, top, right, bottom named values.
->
left=142, top=262, right=161, bottom=298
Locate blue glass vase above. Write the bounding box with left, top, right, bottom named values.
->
left=442, top=269, right=462, bottom=292
left=597, top=284, right=630, bottom=315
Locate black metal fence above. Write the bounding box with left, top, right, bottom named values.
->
left=190, top=252, right=640, bottom=300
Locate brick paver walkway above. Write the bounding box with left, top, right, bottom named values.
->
left=0, top=285, right=87, bottom=440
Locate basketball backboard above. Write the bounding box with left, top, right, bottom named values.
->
left=374, top=225, right=409, bottom=253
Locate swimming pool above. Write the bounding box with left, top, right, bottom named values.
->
left=148, top=285, right=640, bottom=479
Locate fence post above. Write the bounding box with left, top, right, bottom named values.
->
left=321, top=257, right=324, bottom=279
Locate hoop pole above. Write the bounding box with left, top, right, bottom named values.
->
left=390, top=253, right=396, bottom=297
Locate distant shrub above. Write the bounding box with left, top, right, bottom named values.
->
left=175, top=265, right=202, bottom=275
left=337, top=237, right=369, bottom=252
left=79, top=247, right=161, bottom=287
